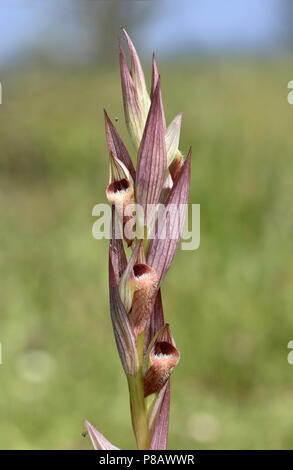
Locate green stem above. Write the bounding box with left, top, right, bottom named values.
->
left=145, top=392, right=158, bottom=420
left=143, top=225, right=149, bottom=256
left=127, top=331, right=150, bottom=449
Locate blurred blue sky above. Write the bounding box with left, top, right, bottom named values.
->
left=148, top=0, right=280, bottom=55
left=0, top=0, right=288, bottom=66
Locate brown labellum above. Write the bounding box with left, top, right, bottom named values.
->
left=130, top=264, right=158, bottom=339
left=169, top=150, right=184, bottom=181
left=144, top=325, right=180, bottom=397
left=144, top=341, right=179, bottom=397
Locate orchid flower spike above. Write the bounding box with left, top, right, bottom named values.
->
left=85, top=29, right=191, bottom=451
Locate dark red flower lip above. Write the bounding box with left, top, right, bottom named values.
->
left=154, top=341, right=177, bottom=357
left=106, top=178, right=134, bottom=206
left=133, top=263, right=155, bottom=280
left=110, top=178, right=130, bottom=193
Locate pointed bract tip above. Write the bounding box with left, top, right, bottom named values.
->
left=122, top=27, right=130, bottom=40
left=151, top=77, right=161, bottom=103
left=151, top=55, right=159, bottom=97
left=84, top=419, right=120, bottom=450
left=122, top=29, right=138, bottom=57
left=104, top=108, right=110, bottom=124
left=185, top=148, right=192, bottom=169
left=155, top=322, right=176, bottom=346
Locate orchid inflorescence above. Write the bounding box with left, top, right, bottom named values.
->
left=85, top=29, right=191, bottom=450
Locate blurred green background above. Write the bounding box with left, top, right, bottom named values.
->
left=1, top=0, right=293, bottom=450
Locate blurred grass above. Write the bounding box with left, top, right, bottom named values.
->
left=0, top=57, right=293, bottom=449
